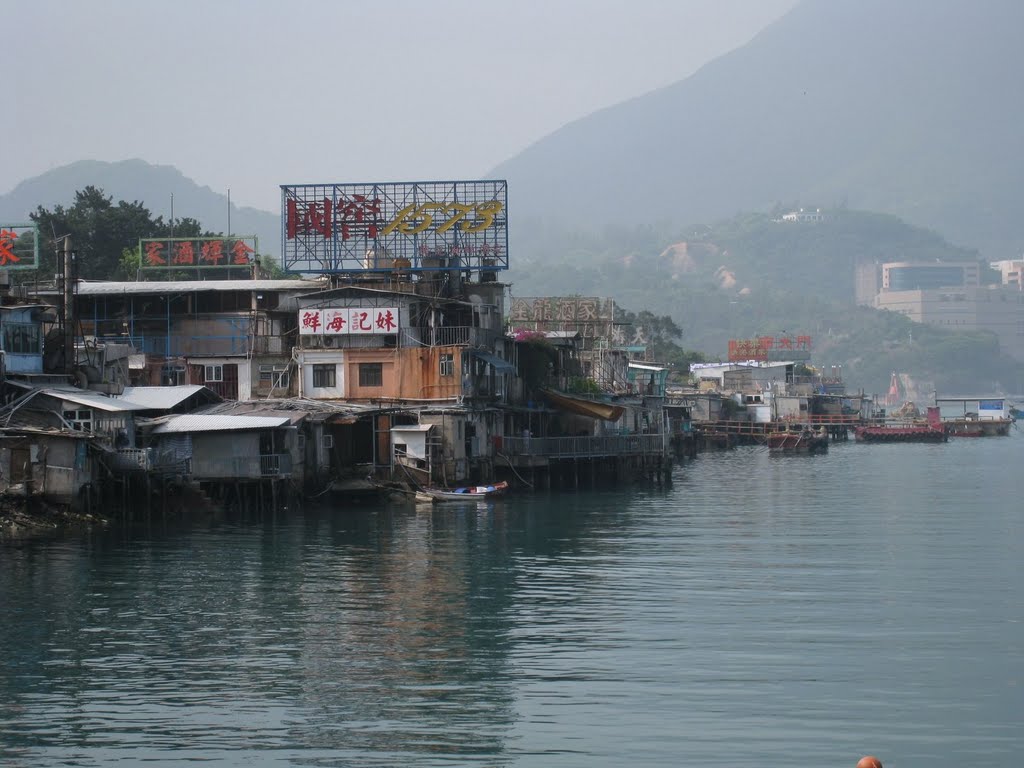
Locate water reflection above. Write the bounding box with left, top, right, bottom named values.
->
left=0, top=494, right=642, bottom=765
left=1, top=438, right=1021, bottom=767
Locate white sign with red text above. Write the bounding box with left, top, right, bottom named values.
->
left=299, top=307, right=399, bottom=335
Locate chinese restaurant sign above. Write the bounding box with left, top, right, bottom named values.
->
left=299, top=307, right=400, bottom=335
left=728, top=335, right=812, bottom=362
left=509, top=296, right=619, bottom=348
left=280, top=180, right=508, bottom=275
left=140, top=236, right=257, bottom=269
left=0, top=224, right=39, bottom=270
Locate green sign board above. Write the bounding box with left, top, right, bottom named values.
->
left=0, top=224, right=40, bottom=270
left=140, top=236, right=258, bottom=269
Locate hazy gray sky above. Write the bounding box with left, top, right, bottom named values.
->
left=5, top=0, right=797, bottom=212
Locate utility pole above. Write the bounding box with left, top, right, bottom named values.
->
left=61, top=235, right=75, bottom=377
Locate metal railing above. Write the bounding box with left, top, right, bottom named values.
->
left=162, top=453, right=293, bottom=480
left=499, top=433, right=666, bottom=458
left=109, top=448, right=151, bottom=471
left=401, top=326, right=499, bottom=348
left=107, top=447, right=293, bottom=480
left=95, top=334, right=251, bottom=357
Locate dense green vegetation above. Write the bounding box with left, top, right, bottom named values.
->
left=26, top=186, right=283, bottom=281
left=507, top=210, right=1024, bottom=395
left=29, top=187, right=205, bottom=279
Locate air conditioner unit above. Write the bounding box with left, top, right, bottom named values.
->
left=321, top=336, right=336, bottom=348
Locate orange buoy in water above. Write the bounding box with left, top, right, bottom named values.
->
left=856, top=757, right=883, bottom=768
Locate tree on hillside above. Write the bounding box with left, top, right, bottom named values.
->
left=30, top=186, right=205, bottom=280
left=615, top=308, right=706, bottom=378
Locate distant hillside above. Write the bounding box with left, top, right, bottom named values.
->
left=505, top=210, right=1023, bottom=395
left=0, top=159, right=281, bottom=257
left=492, top=0, right=1024, bottom=260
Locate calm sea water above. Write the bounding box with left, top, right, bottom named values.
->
left=1, top=435, right=1021, bottom=767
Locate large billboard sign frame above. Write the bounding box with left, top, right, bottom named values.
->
left=280, top=180, right=508, bottom=275
left=0, top=224, right=40, bottom=270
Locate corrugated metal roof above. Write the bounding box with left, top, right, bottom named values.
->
left=153, top=414, right=290, bottom=434
left=41, top=388, right=149, bottom=412
left=116, top=385, right=217, bottom=410
left=391, top=424, right=434, bottom=432
left=628, top=362, right=668, bottom=371
left=74, top=279, right=326, bottom=296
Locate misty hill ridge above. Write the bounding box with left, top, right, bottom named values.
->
left=0, top=159, right=281, bottom=257
left=492, top=0, right=1024, bottom=259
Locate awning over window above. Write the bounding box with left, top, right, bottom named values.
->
left=470, top=349, right=516, bottom=374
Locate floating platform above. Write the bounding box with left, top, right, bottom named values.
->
left=853, top=425, right=947, bottom=443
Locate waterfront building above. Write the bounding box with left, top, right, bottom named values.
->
left=59, top=278, right=326, bottom=399
left=0, top=304, right=50, bottom=379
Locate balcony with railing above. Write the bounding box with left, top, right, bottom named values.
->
left=108, top=448, right=151, bottom=472
left=109, top=451, right=292, bottom=479
left=95, top=334, right=252, bottom=357
left=400, top=326, right=500, bottom=348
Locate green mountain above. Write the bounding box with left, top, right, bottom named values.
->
left=0, top=159, right=281, bottom=258
left=505, top=209, right=1023, bottom=395
left=492, top=0, right=1024, bottom=261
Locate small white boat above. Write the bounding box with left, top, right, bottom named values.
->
left=415, top=480, right=509, bottom=503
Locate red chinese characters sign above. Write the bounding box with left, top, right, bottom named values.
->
left=281, top=180, right=508, bottom=275
left=299, top=307, right=399, bottom=336
left=0, top=224, right=39, bottom=269
left=140, top=236, right=257, bottom=268
left=728, top=335, right=812, bottom=361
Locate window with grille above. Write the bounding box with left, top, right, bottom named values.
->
left=439, top=353, right=454, bottom=377
left=312, top=364, right=336, bottom=388
left=162, top=365, right=186, bottom=386
left=204, top=364, right=223, bottom=382
left=260, top=364, right=290, bottom=389
left=2, top=323, right=40, bottom=354
left=62, top=409, right=92, bottom=432
left=358, top=362, right=383, bottom=387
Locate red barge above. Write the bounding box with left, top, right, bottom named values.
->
left=854, top=408, right=948, bottom=443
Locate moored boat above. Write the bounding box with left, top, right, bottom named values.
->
left=767, top=427, right=829, bottom=454
left=415, top=480, right=509, bottom=503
